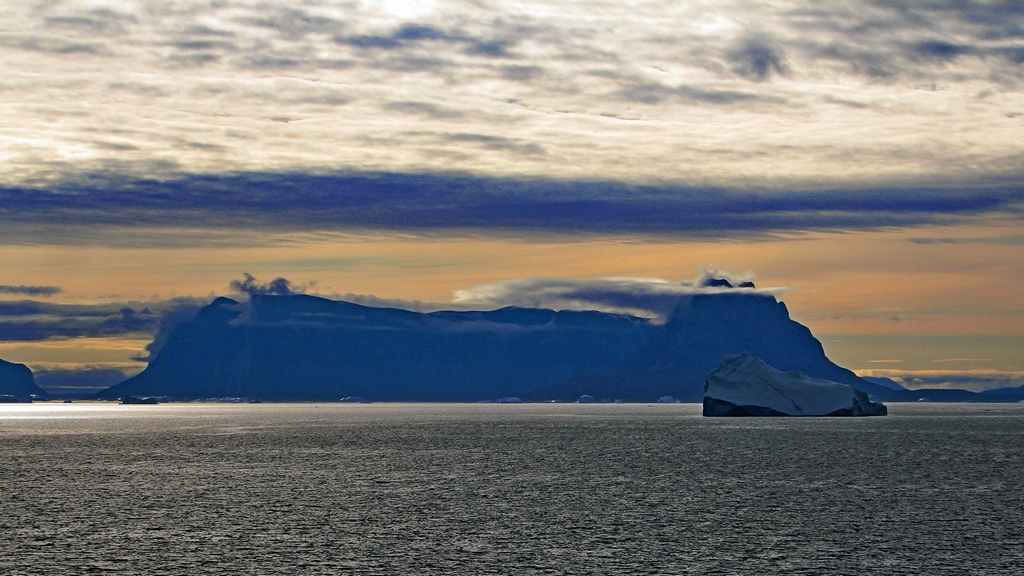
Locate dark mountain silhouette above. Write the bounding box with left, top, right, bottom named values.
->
left=94, top=292, right=1015, bottom=403
left=982, top=386, right=1024, bottom=397
left=94, top=295, right=659, bottom=401
left=535, top=293, right=1019, bottom=403
left=532, top=292, right=895, bottom=402
left=0, top=358, right=46, bottom=399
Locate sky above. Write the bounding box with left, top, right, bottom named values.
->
left=1, top=0, right=1022, bottom=395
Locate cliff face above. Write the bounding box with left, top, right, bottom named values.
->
left=535, top=293, right=889, bottom=402
left=95, top=295, right=659, bottom=401
left=0, top=358, right=45, bottom=399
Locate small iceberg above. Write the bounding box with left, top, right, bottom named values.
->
left=339, top=396, right=370, bottom=403
left=120, top=394, right=162, bottom=405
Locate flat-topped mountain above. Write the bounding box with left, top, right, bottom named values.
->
left=94, top=291, right=1013, bottom=403
left=0, top=358, right=46, bottom=400
left=95, top=295, right=659, bottom=401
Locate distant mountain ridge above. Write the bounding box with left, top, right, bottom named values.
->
left=982, top=386, right=1024, bottom=397
left=95, top=295, right=659, bottom=401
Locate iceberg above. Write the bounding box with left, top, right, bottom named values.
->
left=703, top=353, right=887, bottom=417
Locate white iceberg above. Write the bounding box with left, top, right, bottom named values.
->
left=703, top=352, right=887, bottom=417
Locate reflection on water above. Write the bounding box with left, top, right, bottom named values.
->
left=3, top=403, right=1023, bottom=574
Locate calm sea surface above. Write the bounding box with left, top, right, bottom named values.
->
left=2, top=402, right=1022, bottom=575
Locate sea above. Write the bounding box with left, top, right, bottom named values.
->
left=2, top=402, right=1022, bottom=575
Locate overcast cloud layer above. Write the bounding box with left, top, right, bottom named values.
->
left=2, top=0, right=1024, bottom=191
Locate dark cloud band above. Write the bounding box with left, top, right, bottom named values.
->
left=1, top=171, right=1020, bottom=245
left=0, top=285, right=62, bottom=297
left=0, top=298, right=206, bottom=342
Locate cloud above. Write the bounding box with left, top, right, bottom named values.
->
left=911, top=39, right=971, bottom=61
left=0, top=298, right=207, bottom=342
left=385, top=101, right=465, bottom=118
left=229, top=273, right=310, bottom=296
left=453, top=267, right=771, bottom=320
left=501, top=65, right=544, bottom=81
left=2, top=0, right=1024, bottom=213
left=792, top=1, right=1024, bottom=81
left=812, top=41, right=899, bottom=79
left=0, top=270, right=768, bottom=352
left=855, top=368, right=1024, bottom=393
left=0, top=285, right=62, bottom=297
left=908, top=234, right=1024, bottom=245
left=0, top=171, right=1019, bottom=246
left=615, top=81, right=774, bottom=105
left=441, top=133, right=545, bottom=155
left=237, top=8, right=345, bottom=40
left=728, top=35, right=791, bottom=81
left=139, top=300, right=208, bottom=361
left=332, top=293, right=430, bottom=312
left=30, top=363, right=143, bottom=397
left=338, top=20, right=521, bottom=61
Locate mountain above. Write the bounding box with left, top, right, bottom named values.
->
left=533, top=292, right=894, bottom=402
left=95, top=295, right=659, bottom=401
left=0, top=358, right=46, bottom=399
left=94, top=291, right=1016, bottom=403
left=982, top=386, right=1024, bottom=397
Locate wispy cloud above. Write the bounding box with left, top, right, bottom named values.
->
left=453, top=267, right=772, bottom=320
left=0, top=298, right=207, bottom=342
left=855, top=368, right=1024, bottom=393
left=908, top=234, right=1024, bottom=245
left=0, top=285, right=62, bottom=297
left=229, top=273, right=311, bottom=297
